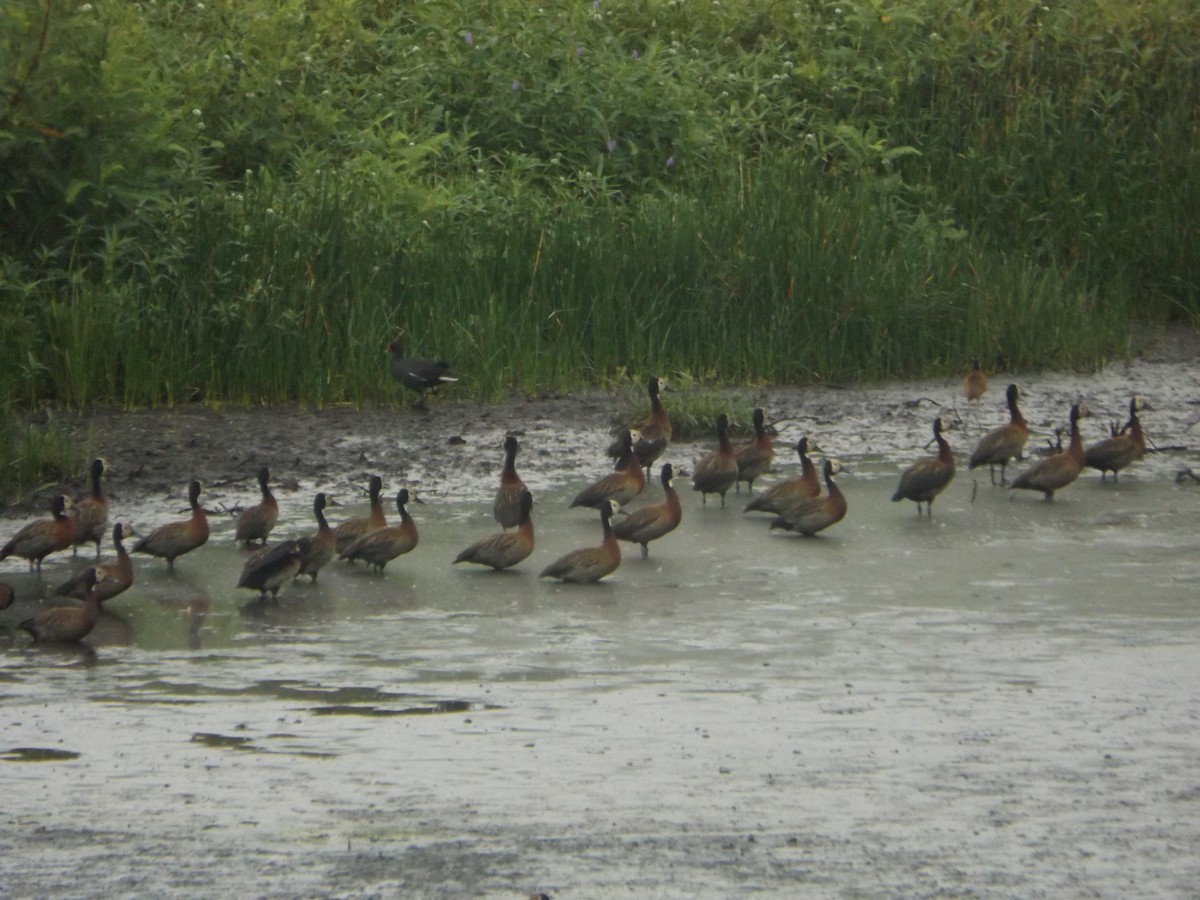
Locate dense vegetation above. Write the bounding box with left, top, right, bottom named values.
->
left=2, top=0, right=1198, bottom=491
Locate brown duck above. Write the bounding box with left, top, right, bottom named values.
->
left=333, top=474, right=387, bottom=555
left=609, top=376, right=673, bottom=473
left=1010, top=402, right=1088, bottom=501
left=55, top=522, right=135, bottom=604
left=339, top=489, right=419, bottom=572
left=20, top=568, right=102, bottom=643
left=1, top=494, right=76, bottom=571
left=238, top=540, right=302, bottom=600
left=691, top=413, right=739, bottom=506
left=735, top=407, right=775, bottom=493
left=770, top=459, right=848, bottom=536
left=963, top=358, right=988, bottom=403
left=540, top=500, right=621, bottom=583
left=1085, top=396, right=1148, bottom=482
left=612, top=463, right=683, bottom=559
left=494, top=435, right=529, bottom=529
left=745, top=436, right=822, bottom=515
left=235, top=466, right=279, bottom=546
left=571, top=429, right=646, bottom=509
left=72, top=458, right=109, bottom=557
left=295, top=492, right=335, bottom=582
left=455, top=490, right=535, bottom=571
left=131, top=480, right=209, bottom=571
left=892, top=417, right=956, bottom=516
left=969, top=383, right=1030, bottom=486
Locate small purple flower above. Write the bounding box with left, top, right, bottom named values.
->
left=666, top=156, right=676, bottom=169
left=511, top=79, right=521, bottom=91
left=576, top=45, right=584, bottom=57
left=631, top=49, right=639, bottom=59
left=464, top=31, right=473, bottom=46
left=606, top=139, right=618, bottom=153
left=593, top=1, right=600, bottom=8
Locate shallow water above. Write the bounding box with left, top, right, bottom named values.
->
left=3, top=363, right=1200, bottom=898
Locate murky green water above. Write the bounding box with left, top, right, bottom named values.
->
left=3, top=450, right=1198, bottom=897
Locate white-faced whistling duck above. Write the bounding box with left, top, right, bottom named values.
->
left=295, top=492, right=335, bottom=582
left=892, top=417, right=956, bottom=516
left=20, top=568, right=101, bottom=643
left=612, top=463, right=683, bottom=559
left=494, top=435, right=529, bottom=529
left=455, top=489, right=535, bottom=571
left=238, top=539, right=303, bottom=600
left=131, top=480, right=209, bottom=572
left=570, top=429, right=646, bottom=509
left=691, top=413, right=739, bottom=506
left=1010, top=402, right=1088, bottom=501
left=55, top=522, right=135, bottom=604
left=963, top=358, right=988, bottom=403
left=735, top=407, right=775, bottom=493
left=744, top=436, right=822, bottom=515
left=339, top=489, right=419, bottom=572
left=333, top=475, right=387, bottom=555
left=235, top=466, right=278, bottom=546
left=770, top=458, right=848, bottom=536
left=539, top=500, right=622, bottom=583
left=609, top=375, right=673, bottom=474
left=1085, top=396, right=1148, bottom=482
left=1, top=494, right=76, bottom=572
left=72, top=457, right=109, bottom=557
left=388, top=337, right=457, bottom=408
left=968, top=383, right=1030, bottom=486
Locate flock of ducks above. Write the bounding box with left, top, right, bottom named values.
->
left=0, top=358, right=1158, bottom=646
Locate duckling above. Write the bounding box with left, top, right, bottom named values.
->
left=691, top=413, right=739, bottom=506
left=570, top=429, right=646, bottom=509
left=72, top=458, right=109, bottom=557
left=745, top=437, right=822, bottom=515
left=131, top=480, right=209, bottom=571
left=892, top=417, right=956, bottom=516
left=609, top=376, right=673, bottom=473
left=238, top=540, right=302, bottom=600
left=1010, top=402, right=1088, bottom=501
left=1085, top=396, right=1148, bottom=482
left=494, top=435, right=529, bottom=529
left=455, top=490, right=535, bottom=571
left=963, top=358, right=988, bottom=403
left=735, top=407, right=775, bottom=493
left=612, top=463, right=683, bottom=559
left=295, top=493, right=335, bottom=582
left=333, top=475, right=387, bottom=555
left=20, top=568, right=102, bottom=643
left=1, top=494, right=76, bottom=571
left=770, top=459, right=848, bottom=536
left=235, top=466, right=278, bottom=546
left=388, top=337, right=457, bottom=407
left=540, top=500, right=621, bottom=583
left=55, top=522, right=135, bottom=604
left=339, top=489, right=419, bottom=572
left=968, top=383, right=1030, bottom=485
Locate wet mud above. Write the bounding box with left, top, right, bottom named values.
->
left=2, top=340, right=1199, bottom=898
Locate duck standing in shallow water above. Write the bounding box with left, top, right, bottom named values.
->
left=571, top=429, right=645, bottom=510
left=540, top=500, right=621, bottom=583
left=20, top=568, right=102, bottom=643
left=1, top=494, right=76, bottom=572
left=610, top=375, right=673, bottom=475
left=744, top=436, right=822, bottom=515
left=969, top=383, right=1030, bottom=486
left=1010, top=402, right=1088, bottom=501
left=455, top=490, right=535, bottom=571
left=131, top=480, right=209, bottom=572
left=388, top=337, right=457, bottom=408
left=1085, top=396, right=1148, bottom=482
left=770, top=459, right=848, bottom=536
left=333, top=475, right=387, bottom=556
left=55, top=522, right=135, bottom=604
left=494, top=435, right=529, bottom=529
left=612, top=463, right=683, bottom=559
left=72, top=458, right=109, bottom=558
left=892, top=417, right=956, bottom=516
left=235, top=466, right=278, bottom=546
left=735, top=408, right=775, bottom=494
left=238, top=540, right=303, bottom=600
left=691, top=413, right=739, bottom=506
left=295, top=493, right=335, bottom=582
left=339, top=489, right=419, bottom=572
